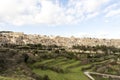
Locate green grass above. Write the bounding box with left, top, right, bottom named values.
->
left=33, top=69, right=89, bottom=80
left=62, top=60, right=80, bottom=69
left=32, top=58, right=90, bottom=80
left=91, top=75, right=110, bottom=80
left=0, top=76, right=29, bottom=80
left=31, top=57, right=112, bottom=80
left=0, top=76, right=14, bottom=80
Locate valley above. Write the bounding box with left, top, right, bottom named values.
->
left=0, top=42, right=120, bottom=80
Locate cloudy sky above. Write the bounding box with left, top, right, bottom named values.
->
left=0, top=0, right=120, bottom=38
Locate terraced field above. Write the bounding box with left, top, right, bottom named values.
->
left=31, top=57, right=90, bottom=80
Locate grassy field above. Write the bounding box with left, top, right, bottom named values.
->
left=0, top=76, right=28, bottom=80
left=0, top=76, right=14, bottom=80
left=32, top=57, right=90, bottom=80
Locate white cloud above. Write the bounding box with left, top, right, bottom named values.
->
left=104, top=19, right=109, bottom=23
left=0, top=0, right=112, bottom=26
left=86, top=12, right=99, bottom=20
left=104, top=2, right=120, bottom=17
left=104, top=3, right=118, bottom=13
left=82, top=0, right=109, bottom=13
left=105, top=9, right=120, bottom=17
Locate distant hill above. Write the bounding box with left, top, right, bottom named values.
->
left=0, top=31, right=120, bottom=48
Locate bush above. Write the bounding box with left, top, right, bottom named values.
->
left=43, top=75, right=50, bottom=80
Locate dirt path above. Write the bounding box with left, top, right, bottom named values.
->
left=84, top=71, right=120, bottom=80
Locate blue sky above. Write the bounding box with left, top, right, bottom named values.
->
left=0, top=0, right=120, bottom=39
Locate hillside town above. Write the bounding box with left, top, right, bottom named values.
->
left=0, top=31, right=120, bottom=48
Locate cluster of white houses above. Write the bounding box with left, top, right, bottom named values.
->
left=0, top=31, right=120, bottom=48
